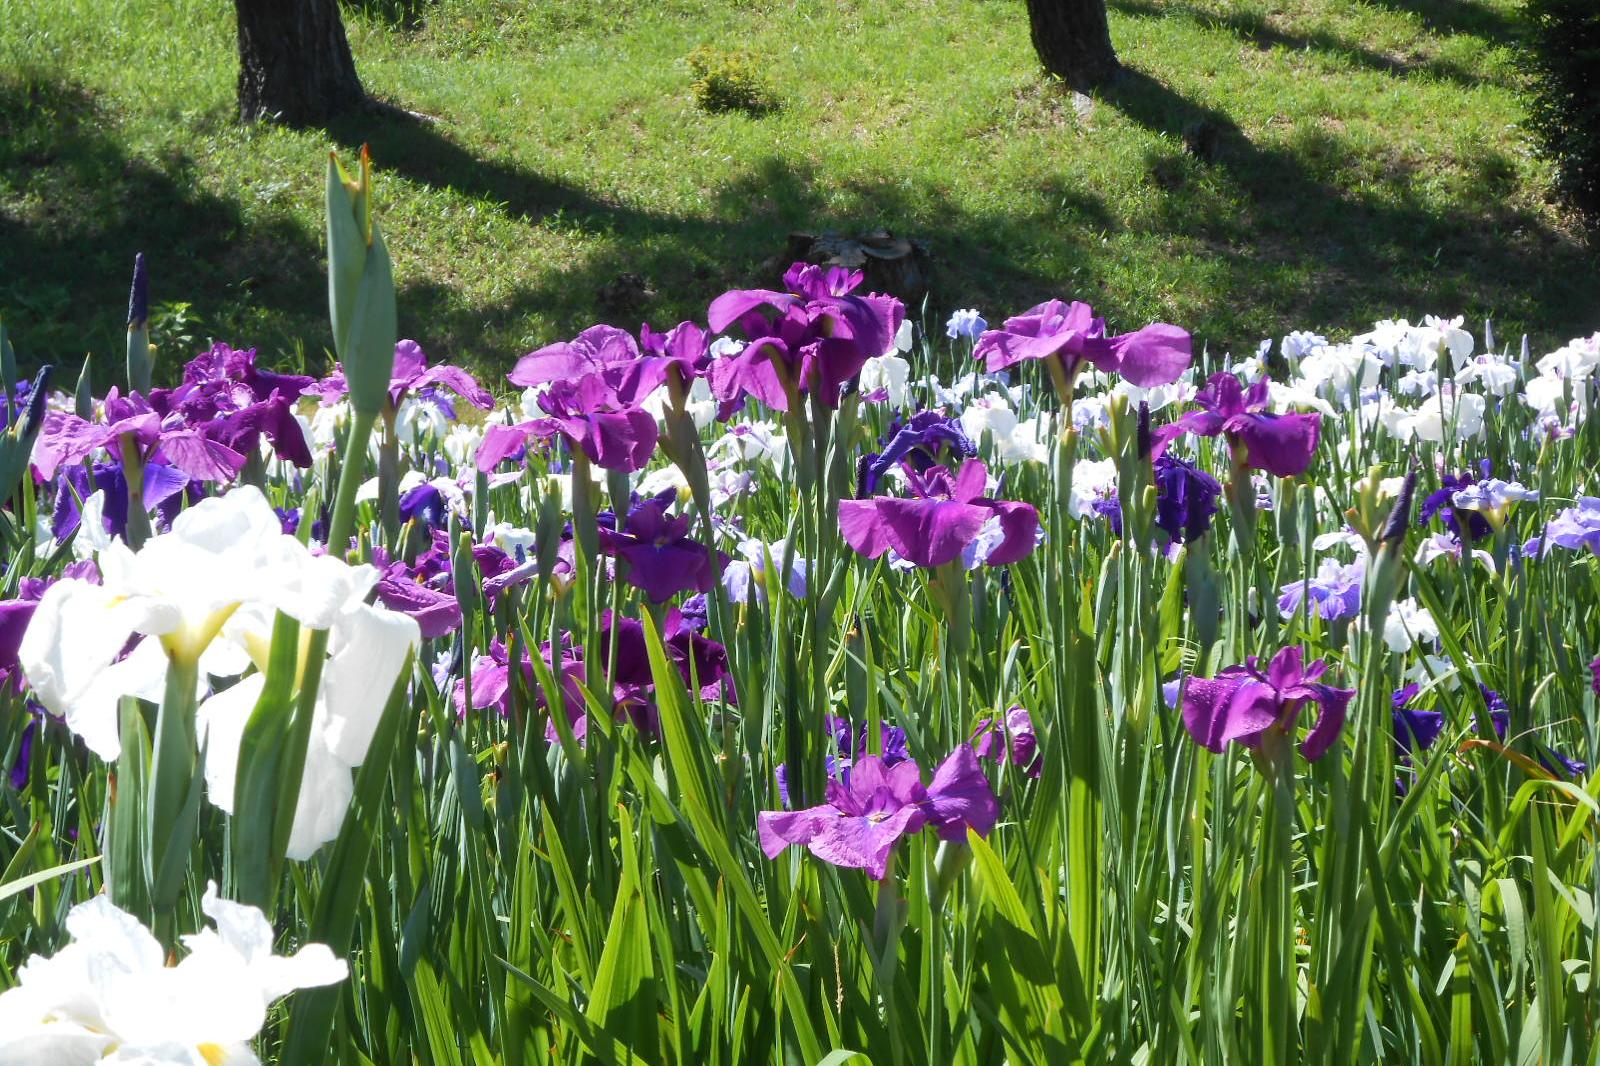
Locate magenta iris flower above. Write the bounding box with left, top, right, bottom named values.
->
left=707, top=262, right=905, bottom=412
left=758, top=744, right=998, bottom=879
left=508, top=324, right=675, bottom=405
left=1180, top=647, right=1354, bottom=762
left=839, top=458, right=1039, bottom=569
left=597, top=495, right=723, bottom=602
left=304, top=338, right=493, bottom=411
left=972, top=299, right=1191, bottom=387
left=1156, top=374, right=1321, bottom=478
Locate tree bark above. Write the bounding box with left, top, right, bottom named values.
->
left=1023, top=0, right=1120, bottom=92
left=234, top=0, right=364, bottom=125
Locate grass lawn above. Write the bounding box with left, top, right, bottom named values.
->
left=0, top=0, right=1593, bottom=378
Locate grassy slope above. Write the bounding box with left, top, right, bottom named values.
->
left=0, top=0, right=1592, bottom=377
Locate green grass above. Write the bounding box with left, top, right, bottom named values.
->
left=0, top=0, right=1593, bottom=377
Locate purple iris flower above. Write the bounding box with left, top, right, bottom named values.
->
left=839, top=458, right=1039, bottom=569
left=596, top=495, right=724, bottom=602
left=477, top=372, right=660, bottom=474
left=149, top=342, right=314, bottom=423
left=7, top=703, right=44, bottom=791
left=1419, top=461, right=1494, bottom=543
left=371, top=532, right=463, bottom=639
left=304, top=338, right=494, bottom=411
left=971, top=706, right=1041, bottom=778
left=508, top=324, right=674, bottom=405
left=707, top=263, right=905, bottom=413
left=398, top=482, right=450, bottom=529
left=1180, top=646, right=1355, bottom=762
left=972, top=299, right=1191, bottom=387
left=1156, top=374, right=1321, bottom=478
left=1590, top=654, right=1600, bottom=695
left=1545, top=498, right=1600, bottom=554
left=857, top=411, right=976, bottom=494
left=50, top=460, right=192, bottom=542
left=1152, top=454, right=1223, bottom=544
left=1277, top=557, right=1365, bottom=621
left=1391, top=682, right=1509, bottom=757
left=758, top=744, right=998, bottom=880
left=775, top=715, right=912, bottom=807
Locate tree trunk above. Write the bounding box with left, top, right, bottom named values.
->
left=1023, top=0, right=1119, bottom=92
left=234, top=0, right=364, bottom=125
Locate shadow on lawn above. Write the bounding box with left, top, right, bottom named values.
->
left=1109, top=0, right=1512, bottom=88
left=1098, top=63, right=1596, bottom=347
left=321, top=103, right=1114, bottom=366
left=0, top=71, right=327, bottom=374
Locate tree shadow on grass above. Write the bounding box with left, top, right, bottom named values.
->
left=1100, top=65, right=1595, bottom=346
left=1109, top=0, right=1509, bottom=88
left=321, top=103, right=1115, bottom=368
left=0, top=70, right=327, bottom=376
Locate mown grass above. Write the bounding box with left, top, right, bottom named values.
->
left=0, top=0, right=1592, bottom=377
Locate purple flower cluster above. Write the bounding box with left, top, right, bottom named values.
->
left=1181, top=647, right=1354, bottom=762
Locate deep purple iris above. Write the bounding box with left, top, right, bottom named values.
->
left=972, top=298, right=1191, bottom=387
left=1419, top=461, right=1494, bottom=543
left=1156, top=374, right=1321, bottom=478
left=857, top=411, right=976, bottom=495
left=51, top=460, right=195, bottom=542
left=758, top=744, right=999, bottom=880
left=840, top=458, right=1039, bottom=569
left=1152, top=454, right=1223, bottom=544
left=707, top=263, right=905, bottom=413
left=596, top=495, right=723, bottom=602
left=1180, top=646, right=1355, bottom=762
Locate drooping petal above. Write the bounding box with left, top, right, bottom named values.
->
left=875, top=497, right=990, bottom=569
left=1181, top=674, right=1271, bottom=754
left=319, top=605, right=420, bottom=767
left=196, top=673, right=267, bottom=816
left=1300, top=683, right=1355, bottom=762
left=838, top=499, right=892, bottom=559
left=1229, top=411, right=1321, bottom=478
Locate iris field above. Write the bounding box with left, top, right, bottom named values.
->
left=0, top=151, right=1597, bottom=1064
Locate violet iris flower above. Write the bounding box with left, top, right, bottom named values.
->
left=1156, top=374, right=1321, bottom=478
left=152, top=342, right=314, bottom=423
left=1590, top=654, right=1600, bottom=695
left=508, top=324, right=673, bottom=403
left=840, top=458, right=1039, bottom=569
left=1544, top=498, right=1600, bottom=554
left=972, top=299, right=1191, bottom=387
left=51, top=460, right=193, bottom=542
left=971, top=706, right=1041, bottom=778
left=371, top=533, right=462, bottom=639
left=857, top=411, right=976, bottom=495
left=597, top=494, right=723, bottom=602
left=707, top=263, right=905, bottom=412
left=758, top=744, right=998, bottom=880
left=1180, top=647, right=1355, bottom=762
left=1277, top=557, right=1365, bottom=621
left=304, top=338, right=493, bottom=411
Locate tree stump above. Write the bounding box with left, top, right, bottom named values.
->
left=784, top=230, right=932, bottom=304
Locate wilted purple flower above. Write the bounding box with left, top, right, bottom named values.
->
left=946, top=309, right=987, bottom=340
left=1545, top=498, right=1600, bottom=554
left=1277, top=557, right=1364, bottom=621
left=597, top=494, right=723, bottom=602
left=1181, top=647, right=1355, bottom=762
left=1156, top=374, right=1321, bottom=478
left=1152, top=453, right=1222, bottom=544
left=1590, top=654, right=1600, bottom=695
left=758, top=744, right=998, bottom=879
left=707, top=263, right=905, bottom=412
left=306, top=338, right=493, bottom=411
left=973, top=299, right=1191, bottom=387
left=839, top=458, right=1039, bottom=569
left=971, top=706, right=1041, bottom=778
left=857, top=411, right=976, bottom=494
